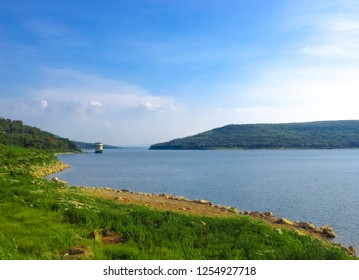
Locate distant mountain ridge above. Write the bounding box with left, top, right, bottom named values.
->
left=149, top=120, right=359, bottom=150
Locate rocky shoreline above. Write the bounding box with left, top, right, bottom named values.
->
left=31, top=160, right=70, bottom=177
left=42, top=159, right=356, bottom=257
left=68, top=186, right=357, bottom=257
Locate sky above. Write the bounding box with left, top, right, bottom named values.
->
left=1, top=0, right=359, bottom=146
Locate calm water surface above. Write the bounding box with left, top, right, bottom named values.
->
left=53, top=148, right=359, bottom=250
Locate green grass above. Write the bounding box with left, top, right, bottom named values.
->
left=0, top=146, right=356, bottom=260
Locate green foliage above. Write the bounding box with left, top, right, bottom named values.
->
left=0, top=146, right=355, bottom=260
left=0, top=117, right=78, bottom=151
left=150, top=120, right=359, bottom=150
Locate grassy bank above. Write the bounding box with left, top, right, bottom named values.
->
left=0, top=145, right=356, bottom=260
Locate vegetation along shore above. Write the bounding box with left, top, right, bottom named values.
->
left=150, top=120, right=359, bottom=150
left=0, top=144, right=357, bottom=260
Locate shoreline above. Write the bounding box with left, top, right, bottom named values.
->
left=32, top=160, right=71, bottom=177
left=73, top=185, right=357, bottom=256
left=45, top=157, right=357, bottom=257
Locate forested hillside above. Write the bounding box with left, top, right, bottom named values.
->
left=0, top=118, right=78, bottom=151
left=150, top=121, right=359, bottom=150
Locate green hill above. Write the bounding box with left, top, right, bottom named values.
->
left=0, top=117, right=78, bottom=152
left=149, top=120, right=359, bottom=150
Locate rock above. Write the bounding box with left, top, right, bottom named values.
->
left=248, top=211, right=262, bottom=217
left=228, top=207, right=239, bottom=214
left=294, top=221, right=316, bottom=230
left=159, top=193, right=172, bottom=199
left=279, top=218, right=294, bottom=226
left=348, top=246, right=356, bottom=256
left=193, top=199, right=214, bottom=206
left=88, top=229, right=103, bottom=242
left=193, top=199, right=208, bottom=204
left=263, top=211, right=273, bottom=217
left=114, top=196, right=129, bottom=202
left=50, top=176, right=67, bottom=185
left=88, top=228, right=125, bottom=244
left=51, top=177, right=59, bottom=183
left=321, top=225, right=336, bottom=238
left=171, top=196, right=189, bottom=202
left=267, top=216, right=280, bottom=223
left=314, top=227, right=324, bottom=234
left=61, top=246, right=93, bottom=260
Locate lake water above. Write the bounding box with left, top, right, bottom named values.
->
left=52, top=148, right=359, bottom=251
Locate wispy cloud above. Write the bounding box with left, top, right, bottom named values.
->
left=0, top=68, right=183, bottom=144
left=25, top=19, right=89, bottom=48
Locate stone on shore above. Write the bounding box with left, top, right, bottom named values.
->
left=348, top=246, right=356, bottom=256
left=320, top=225, right=336, bottom=238
left=263, top=211, right=273, bottom=217
left=279, top=218, right=294, bottom=226
left=294, top=221, right=316, bottom=230
left=50, top=176, right=67, bottom=185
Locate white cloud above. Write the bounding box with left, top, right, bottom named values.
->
left=33, top=68, right=180, bottom=116
left=90, top=101, right=102, bottom=107
left=300, top=45, right=345, bottom=57
left=35, top=98, right=48, bottom=109
left=0, top=68, right=183, bottom=145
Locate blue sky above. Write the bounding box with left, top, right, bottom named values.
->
left=1, top=0, right=359, bottom=146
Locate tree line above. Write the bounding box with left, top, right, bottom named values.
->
left=149, top=121, right=359, bottom=150
left=0, top=118, right=78, bottom=151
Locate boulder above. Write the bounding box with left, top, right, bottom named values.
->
left=50, top=176, right=67, bottom=185
left=193, top=199, right=213, bottom=206
left=320, top=225, right=336, bottom=238
left=263, top=211, right=273, bottom=217
left=228, top=207, right=239, bottom=214
left=51, top=177, right=59, bottom=183
left=279, top=218, right=294, bottom=226
left=159, top=193, right=172, bottom=199
left=267, top=216, right=280, bottom=223
left=348, top=246, right=356, bottom=256
left=294, top=221, right=316, bottom=230
left=323, top=231, right=336, bottom=238
left=247, top=211, right=261, bottom=217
